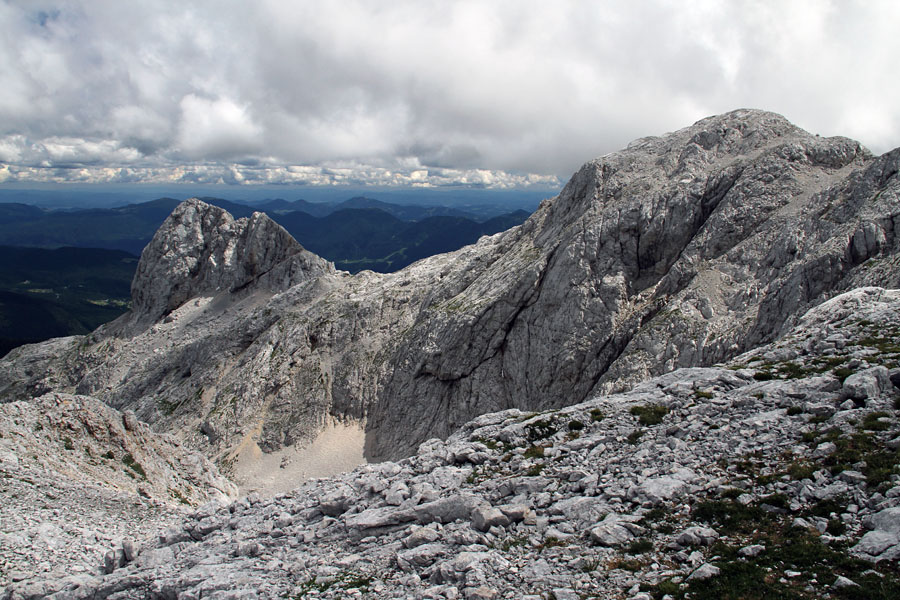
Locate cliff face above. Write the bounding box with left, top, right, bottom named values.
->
left=1, top=109, right=898, bottom=470
left=366, top=109, right=899, bottom=458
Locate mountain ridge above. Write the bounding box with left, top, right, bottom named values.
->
left=1, top=110, right=898, bottom=469
left=0, top=197, right=530, bottom=272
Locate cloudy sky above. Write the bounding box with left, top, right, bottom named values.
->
left=0, top=0, right=897, bottom=188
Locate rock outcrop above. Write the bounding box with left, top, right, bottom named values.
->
left=368, top=110, right=900, bottom=459
left=129, top=198, right=334, bottom=329
left=5, top=286, right=899, bottom=599
left=0, top=392, right=236, bottom=505
left=1, top=108, right=898, bottom=474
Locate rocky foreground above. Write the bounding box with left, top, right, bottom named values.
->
left=6, top=286, right=899, bottom=599
left=0, top=394, right=237, bottom=589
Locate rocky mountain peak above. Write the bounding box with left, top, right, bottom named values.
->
left=0, top=109, right=896, bottom=481
left=129, top=198, right=334, bottom=327
left=365, top=109, right=887, bottom=460
left=544, top=109, right=869, bottom=246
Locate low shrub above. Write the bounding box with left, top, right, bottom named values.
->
left=630, top=404, right=669, bottom=426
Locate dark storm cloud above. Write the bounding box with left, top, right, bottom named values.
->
left=0, top=0, right=897, bottom=186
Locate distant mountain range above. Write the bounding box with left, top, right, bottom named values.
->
left=0, top=196, right=532, bottom=354
left=0, top=196, right=531, bottom=263
left=255, top=196, right=479, bottom=220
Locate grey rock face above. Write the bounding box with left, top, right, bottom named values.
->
left=842, top=366, right=891, bottom=401
left=130, top=198, right=333, bottom=328
left=0, top=392, right=234, bottom=586
left=0, top=392, right=236, bottom=505
left=365, top=109, right=899, bottom=460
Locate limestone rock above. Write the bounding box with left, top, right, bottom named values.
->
left=676, top=526, right=719, bottom=547
left=842, top=366, right=891, bottom=401
left=590, top=514, right=642, bottom=547
left=0, top=392, right=236, bottom=506
left=471, top=505, right=510, bottom=532
left=687, top=563, right=720, bottom=581
left=4, top=286, right=900, bottom=598
left=130, top=198, right=333, bottom=327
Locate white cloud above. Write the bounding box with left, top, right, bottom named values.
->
left=0, top=161, right=559, bottom=188
left=0, top=0, right=897, bottom=187
left=176, top=95, right=263, bottom=160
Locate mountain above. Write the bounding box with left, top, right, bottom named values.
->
left=254, top=198, right=331, bottom=216
left=0, top=202, right=44, bottom=223
left=1, top=109, right=899, bottom=597
left=2, top=109, right=898, bottom=466
left=0, top=198, right=181, bottom=255
left=0, top=198, right=530, bottom=354
left=333, top=196, right=476, bottom=221
left=275, top=208, right=531, bottom=272
left=251, top=195, right=536, bottom=221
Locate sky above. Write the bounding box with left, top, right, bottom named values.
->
left=0, top=0, right=898, bottom=189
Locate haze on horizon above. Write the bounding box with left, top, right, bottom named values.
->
left=0, top=0, right=898, bottom=190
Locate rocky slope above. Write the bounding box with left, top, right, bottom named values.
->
left=0, top=393, right=237, bottom=590
left=5, top=286, right=899, bottom=599
left=0, top=393, right=237, bottom=505
left=1, top=109, right=898, bottom=477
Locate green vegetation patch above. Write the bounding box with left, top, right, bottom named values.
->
left=660, top=491, right=900, bottom=600
left=526, top=463, right=545, bottom=477
left=157, top=397, right=183, bottom=416
left=807, top=424, right=900, bottom=488
left=523, top=445, right=546, bottom=459
left=525, top=417, right=558, bottom=442
left=630, top=404, right=669, bottom=426
left=293, top=571, right=374, bottom=598
left=472, top=436, right=500, bottom=450
left=122, top=453, right=147, bottom=479
left=567, top=419, right=585, bottom=431
left=833, top=367, right=856, bottom=383
left=786, top=460, right=816, bottom=481
left=626, top=538, right=654, bottom=554
left=861, top=411, right=891, bottom=432
left=693, top=498, right=773, bottom=535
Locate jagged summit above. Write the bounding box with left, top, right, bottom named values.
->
left=129, top=198, right=334, bottom=328
left=367, top=108, right=892, bottom=459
